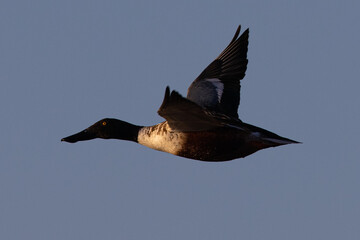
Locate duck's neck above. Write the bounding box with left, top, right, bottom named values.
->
left=110, top=119, right=143, bottom=142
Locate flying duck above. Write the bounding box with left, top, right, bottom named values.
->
left=62, top=26, right=299, bottom=161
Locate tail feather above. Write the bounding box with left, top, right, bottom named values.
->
left=262, top=136, right=300, bottom=146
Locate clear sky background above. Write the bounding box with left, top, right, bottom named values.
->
left=1, top=0, right=359, bottom=239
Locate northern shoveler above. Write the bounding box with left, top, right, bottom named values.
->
left=62, top=26, right=299, bottom=161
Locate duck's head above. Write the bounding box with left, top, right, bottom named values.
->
left=61, top=118, right=140, bottom=143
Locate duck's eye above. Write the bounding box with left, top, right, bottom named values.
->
left=102, top=121, right=107, bottom=126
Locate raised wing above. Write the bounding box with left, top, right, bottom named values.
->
left=187, top=26, right=249, bottom=119
left=158, top=87, right=225, bottom=132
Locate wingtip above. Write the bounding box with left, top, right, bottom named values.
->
left=229, top=25, right=249, bottom=45
left=165, top=86, right=170, bottom=96
left=230, top=25, right=241, bottom=43
left=158, top=86, right=171, bottom=114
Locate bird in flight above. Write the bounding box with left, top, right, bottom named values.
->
left=62, top=25, right=299, bottom=161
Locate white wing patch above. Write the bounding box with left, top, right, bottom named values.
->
left=207, top=78, right=224, bottom=102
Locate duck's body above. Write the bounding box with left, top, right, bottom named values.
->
left=62, top=26, right=299, bottom=161
left=138, top=121, right=295, bottom=161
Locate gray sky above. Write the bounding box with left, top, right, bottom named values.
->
left=1, top=0, right=359, bottom=239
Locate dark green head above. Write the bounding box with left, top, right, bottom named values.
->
left=61, top=118, right=141, bottom=143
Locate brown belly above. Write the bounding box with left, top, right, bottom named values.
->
left=176, top=129, right=266, bottom=162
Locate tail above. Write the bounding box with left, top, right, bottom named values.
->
left=262, top=135, right=300, bottom=146
left=243, top=122, right=301, bottom=147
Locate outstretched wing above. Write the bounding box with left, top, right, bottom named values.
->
left=158, top=87, right=225, bottom=132
left=187, top=26, right=249, bottom=119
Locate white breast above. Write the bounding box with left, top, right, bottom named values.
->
left=137, top=122, right=184, bottom=155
